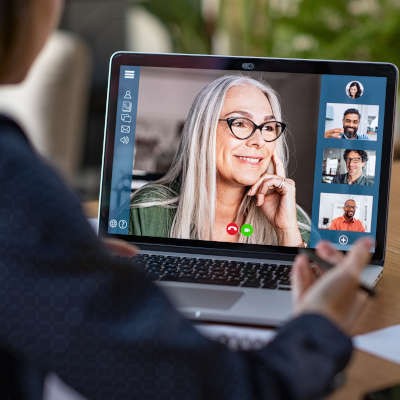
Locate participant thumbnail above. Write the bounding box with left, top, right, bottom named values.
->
left=324, top=103, right=379, bottom=141
left=318, top=193, right=373, bottom=232
left=321, top=148, right=375, bottom=185
left=346, top=81, right=364, bottom=99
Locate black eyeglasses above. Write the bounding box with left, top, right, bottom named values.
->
left=219, top=117, right=286, bottom=142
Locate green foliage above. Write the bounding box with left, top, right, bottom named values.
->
left=131, top=0, right=212, bottom=53
left=273, top=0, right=400, bottom=65
left=218, top=0, right=273, bottom=55
left=133, top=0, right=400, bottom=66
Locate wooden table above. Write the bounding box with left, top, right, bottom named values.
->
left=87, top=162, right=400, bottom=399
left=329, top=161, right=400, bottom=399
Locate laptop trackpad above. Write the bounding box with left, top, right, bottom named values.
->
left=164, top=286, right=243, bottom=310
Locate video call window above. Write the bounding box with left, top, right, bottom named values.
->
left=318, top=193, right=373, bottom=233
left=321, top=148, right=376, bottom=186
left=324, top=103, right=379, bottom=141
left=114, top=68, right=321, bottom=247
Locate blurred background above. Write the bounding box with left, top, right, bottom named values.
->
left=1, top=0, right=399, bottom=200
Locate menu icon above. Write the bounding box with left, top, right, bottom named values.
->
left=124, top=70, right=135, bottom=79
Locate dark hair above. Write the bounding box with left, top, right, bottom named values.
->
left=0, top=1, right=29, bottom=80
left=344, top=199, right=356, bottom=207
left=348, top=81, right=362, bottom=98
left=343, top=149, right=368, bottom=162
left=343, top=108, right=361, bottom=119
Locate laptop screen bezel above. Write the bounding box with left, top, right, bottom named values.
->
left=99, top=52, right=397, bottom=264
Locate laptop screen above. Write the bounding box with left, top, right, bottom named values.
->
left=100, top=53, right=397, bottom=262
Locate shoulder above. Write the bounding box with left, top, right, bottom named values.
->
left=330, top=216, right=342, bottom=227
left=131, top=184, right=178, bottom=204
left=355, top=218, right=365, bottom=227
left=333, top=174, right=346, bottom=184
left=0, top=115, right=33, bottom=154
left=296, top=205, right=311, bottom=244
left=0, top=114, right=25, bottom=136
left=129, top=184, right=178, bottom=236
left=339, top=174, right=347, bottom=182
left=359, top=175, right=374, bottom=186
left=366, top=178, right=374, bottom=186
left=296, top=205, right=310, bottom=226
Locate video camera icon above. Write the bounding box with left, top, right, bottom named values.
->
left=240, top=224, right=254, bottom=237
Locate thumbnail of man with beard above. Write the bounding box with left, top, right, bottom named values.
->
left=324, top=108, right=361, bottom=139
left=333, top=149, right=373, bottom=186
left=329, top=199, right=366, bottom=232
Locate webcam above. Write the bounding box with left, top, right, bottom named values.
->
left=242, top=62, right=255, bottom=70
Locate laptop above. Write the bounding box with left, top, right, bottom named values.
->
left=98, top=52, right=397, bottom=326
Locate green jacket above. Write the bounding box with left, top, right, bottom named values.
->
left=129, top=185, right=177, bottom=237
left=129, top=186, right=311, bottom=244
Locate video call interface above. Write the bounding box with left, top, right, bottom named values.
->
left=107, top=65, right=387, bottom=250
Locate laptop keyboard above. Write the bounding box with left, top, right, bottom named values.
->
left=134, top=254, right=292, bottom=290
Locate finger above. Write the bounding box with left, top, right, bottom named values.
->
left=340, top=237, right=374, bottom=276
left=311, top=264, right=324, bottom=277
left=103, top=238, right=138, bottom=257
left=256, top=193, right=265, bottom=206
left=247, top=175, right=273, bottom=196
left=248, top=179, right=263, bottom=197
left=327, top=131, right=342, bottom=138
left=291, top=254, right=317, bottom=305
left=325, top=129, right=343, bottom=138
left=345, top=291, right=370, bottom=331
left=250, top=177, right=286, bottom=196
left=272, top=152, right=286, bottom=177
left=316, top=240, right=345, bottom=265
left=333, top=129, right=344, bottom=137
left=247, top=174, right=272, bottom=196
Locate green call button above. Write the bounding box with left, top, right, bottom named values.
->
left=240, top=223, right=254, bottom=237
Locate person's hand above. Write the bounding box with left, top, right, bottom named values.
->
left=324, top=128, right=344, bottom=138
left=103, top=238, right=138, bottom=258
left=291, top=237, right=374, bottom=334
left=247, top=152, right=302, bottom=246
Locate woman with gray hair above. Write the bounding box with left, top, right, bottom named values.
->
left=130, top=75, right=310, bottom=246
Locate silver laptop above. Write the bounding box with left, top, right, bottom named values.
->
left=98, top=52, right=397, bottom=326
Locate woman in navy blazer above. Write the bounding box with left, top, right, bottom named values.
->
left=0, top=1, right=373, bottom=399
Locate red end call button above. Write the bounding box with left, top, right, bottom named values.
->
left=226, top=222, right=239, bottom=235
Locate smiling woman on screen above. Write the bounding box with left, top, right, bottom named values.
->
left=129, top=75, right=310, bottom=246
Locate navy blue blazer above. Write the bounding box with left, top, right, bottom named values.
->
left=0, top=115, right=352, bottom=399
